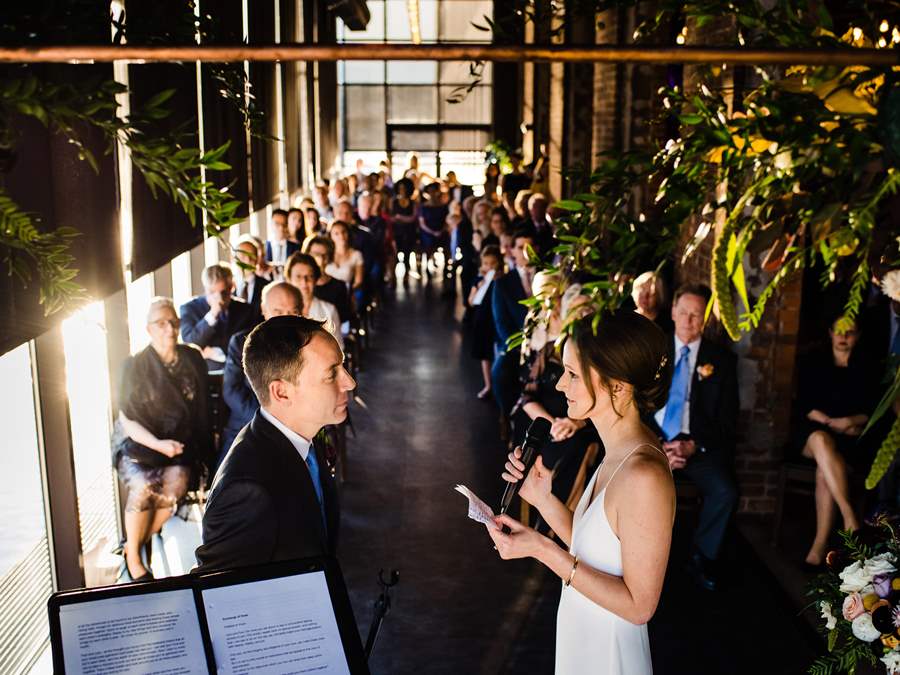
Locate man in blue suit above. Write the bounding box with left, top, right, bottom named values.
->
left=219, top=282, right=302, bottom=462
left=180, top=263, right=254, bottom=372
left=264, top=209, right=299, bottom=264
left=491, top=231, right=535, bottom=416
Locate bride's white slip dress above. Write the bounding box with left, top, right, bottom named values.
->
left=555, top=444, right=668, bottom=675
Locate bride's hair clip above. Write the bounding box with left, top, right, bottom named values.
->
left=653, top=354, right=668, bottom=381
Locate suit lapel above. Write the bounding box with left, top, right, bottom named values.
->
left=252, top=414, right=328, bottom=549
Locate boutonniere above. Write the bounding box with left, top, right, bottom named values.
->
left=697, top=363, right=715, bottom=380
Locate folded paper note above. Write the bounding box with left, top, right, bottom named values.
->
left=455, top=485, right=495, bottom=526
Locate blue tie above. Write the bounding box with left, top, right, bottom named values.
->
left=661, top=346, right=692, bottom=441
left=305, top=448, right=327, bottom=528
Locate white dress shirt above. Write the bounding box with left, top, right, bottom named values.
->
left=236, top=275, right=256, bottom=303
left=654, top=335, right=701, bottom=436
left=259, top=407, right=311, bottom=461
left=517, top=266, right=534, bottom=297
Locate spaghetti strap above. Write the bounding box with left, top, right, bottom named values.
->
left=606, top=443, right=667, bottom=488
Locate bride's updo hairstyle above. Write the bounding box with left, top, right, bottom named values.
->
left=571, top=310, right=672, bottom=416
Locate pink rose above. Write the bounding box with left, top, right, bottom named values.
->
left=843, top=593, right=865, bottom=621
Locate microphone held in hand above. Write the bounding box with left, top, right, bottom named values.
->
left=499, top=417, right=552, bottom=517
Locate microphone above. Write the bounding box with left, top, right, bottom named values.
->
left=498, top=417, right=552, bottom=518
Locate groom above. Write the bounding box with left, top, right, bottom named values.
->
left=195, top=315, right=356, bottom=572
left=644, top=283, right=739, bottom=592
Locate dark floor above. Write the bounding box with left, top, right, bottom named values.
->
left=336, top=271, right=821, bottom=675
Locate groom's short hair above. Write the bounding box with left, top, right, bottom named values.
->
left=243, top=315, right=330, bottom=406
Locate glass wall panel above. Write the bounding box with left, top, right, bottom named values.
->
left=439, top=60, right=492, bottom=85
left=62, top=302, right=118, bottom=587
left=388, top=85, right=438, bottom=124
left=386, top=0, right=438, bottom=42
left=441, top=129, right=491, bottom=151
left=386, top=60, right=438, bottom=84
left=392, top=130, right=440, bottom=151
left=126, top=272, right=154, bottom=354
left=0, top=343, right=53, bottom=674
left=438, top=1, right=493, bottom=41
left=342, top=60, right=385, bottom=84
left=171, top=250, right=193, bottom=311
left=440, top=85, right=491, bottom=124
left=341, top=1, right=385, bottom=41
left=345, top=86, right=387, bottom=150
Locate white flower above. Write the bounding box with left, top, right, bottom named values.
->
left=866, top=553, right=897, bottom=578
left=840, top=561, right=873, bottom=593
left=852, top=612, right=882, bottom=642
left=882, top=649, right=900, bottom=674
left=820, top=601, right=837, bottom=630
left=882, top=270, right=900, bottom=303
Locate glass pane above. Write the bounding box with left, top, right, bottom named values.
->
left=440, top=84, right=491, bottom=124
left=440, top=60, right=492, bottom=85
left=388, top=85, right=437, bottom=124
left=126, top=272, right=154, bottom=354
left=340, top=1, right=385, bottom=41
left=439, top=150, right=490, bottom=187
left=386, top=0, right=437, bottom=42
left=343, top=60, right=385, bottom=84
left=439, top=1, right=493, bottom=42
left=386, top=60, right=437, bottom=84
left=171, top=251, right=193, bottom=312
left=441, top=128, right=491, bottom=151
left=0, top=343, right=53, bottom=674
left=391, top=129, right=440, bottom=152
left=344, top=86, right=387, bottom=150
left=342, top=152, right=392, bottom=177
left=62, top=302, right=118, bottom=588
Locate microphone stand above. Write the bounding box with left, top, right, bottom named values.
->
left=364, top=568, right=400, bottom=662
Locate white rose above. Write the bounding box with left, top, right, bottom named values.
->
left=852, top=613, right=882, bottom=642
left=840, top=561, right=873, bottom=593
left=882, top=270, right=900, bottom=304
left=882, top=649, right=900, bottom=674
left=865, top=553, right=897, bottom=578
left=820, top=601, right=837, bottom=630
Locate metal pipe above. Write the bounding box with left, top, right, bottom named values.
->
left=0, top=43, right=895, bottom=66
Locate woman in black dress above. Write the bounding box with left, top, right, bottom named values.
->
left=468, top=246, right=504, bottom=399
left=113, top=298, right=212, bottom=580
left=791, top=318, right=874, bottom=565
left=392, top=177, right=419, bottom=274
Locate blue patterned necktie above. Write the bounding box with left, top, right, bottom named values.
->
left=305, top=447, right=327, bottom=529
left=661, top=345, right=692, bottom=441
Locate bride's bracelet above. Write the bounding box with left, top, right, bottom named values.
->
left=565, top=556, right=579, bottom=587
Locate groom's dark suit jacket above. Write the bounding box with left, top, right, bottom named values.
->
left=644, top=336, right=739, bottom=460
left=195, top=411, right=339, bottom=572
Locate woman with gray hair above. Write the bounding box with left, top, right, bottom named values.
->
left=112, top=297, right=212, bottom=581
left=631, top=271, right=673, bottom=334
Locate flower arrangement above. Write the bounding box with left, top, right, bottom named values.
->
left=808, top=518, right=900, bottom=674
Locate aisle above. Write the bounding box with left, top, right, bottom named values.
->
left=337, top=274, right=546, bottom=674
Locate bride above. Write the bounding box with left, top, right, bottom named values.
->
left=488, top=310, right=676, bottom=674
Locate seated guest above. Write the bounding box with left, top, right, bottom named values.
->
left=483, top=206, right=510, bottom=250
left=632, top=271, right=674, bottom=334
left=329, top=177, right=349, bottom=208
left=468, top=245, right=504, bottom=399
left=522, top=193, right=556, bottom=260
left=286, top=252, right=344, bottom=349
left=113, top=297, right=211, bottom=580
left=220, top=282, right=302, bottom=460
left=645, top=282, right=739, bottom=591
left=492, top=231, right=535, bottom=417
left=180, top=263, right=253, bottom=371
left=265, top=208, right=299, bottom=265
left=333, top=197, right=360, bottom=227
left=391, top=177, right=419, bottom=274
left=195, top=316, right=356, bottom=572
left=512, top=273, right=601, bottom=505
left=418, top=182, right=448, bottom=276
left=287, top=207, right=304, bottom=243
left=314, top=183, right=333, bottom=222
left=303, top=206, right=325, bottom=242
left=509, top=189, right=532, bottom=229
left=357, top=192, right=386, bottom=296
left=305, top=236, right=353, bottom=325
left=791, top=318, right=874, bottom=566
left=245, top=234, right=275, bottom=281
left=327, top=221, right=366, bottom=309
left=233, top=235, right=272, bottom=325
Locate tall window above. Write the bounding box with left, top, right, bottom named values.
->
left=62, top=302, right=118, bottom=587
left=337, top=0, right=493, bottom=185
left=126, top=272, right=154, bottom=354
left=0, top=343, right=53, bottom=674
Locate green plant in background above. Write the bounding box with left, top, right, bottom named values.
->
left=484, top=139, right=515, bottom=174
